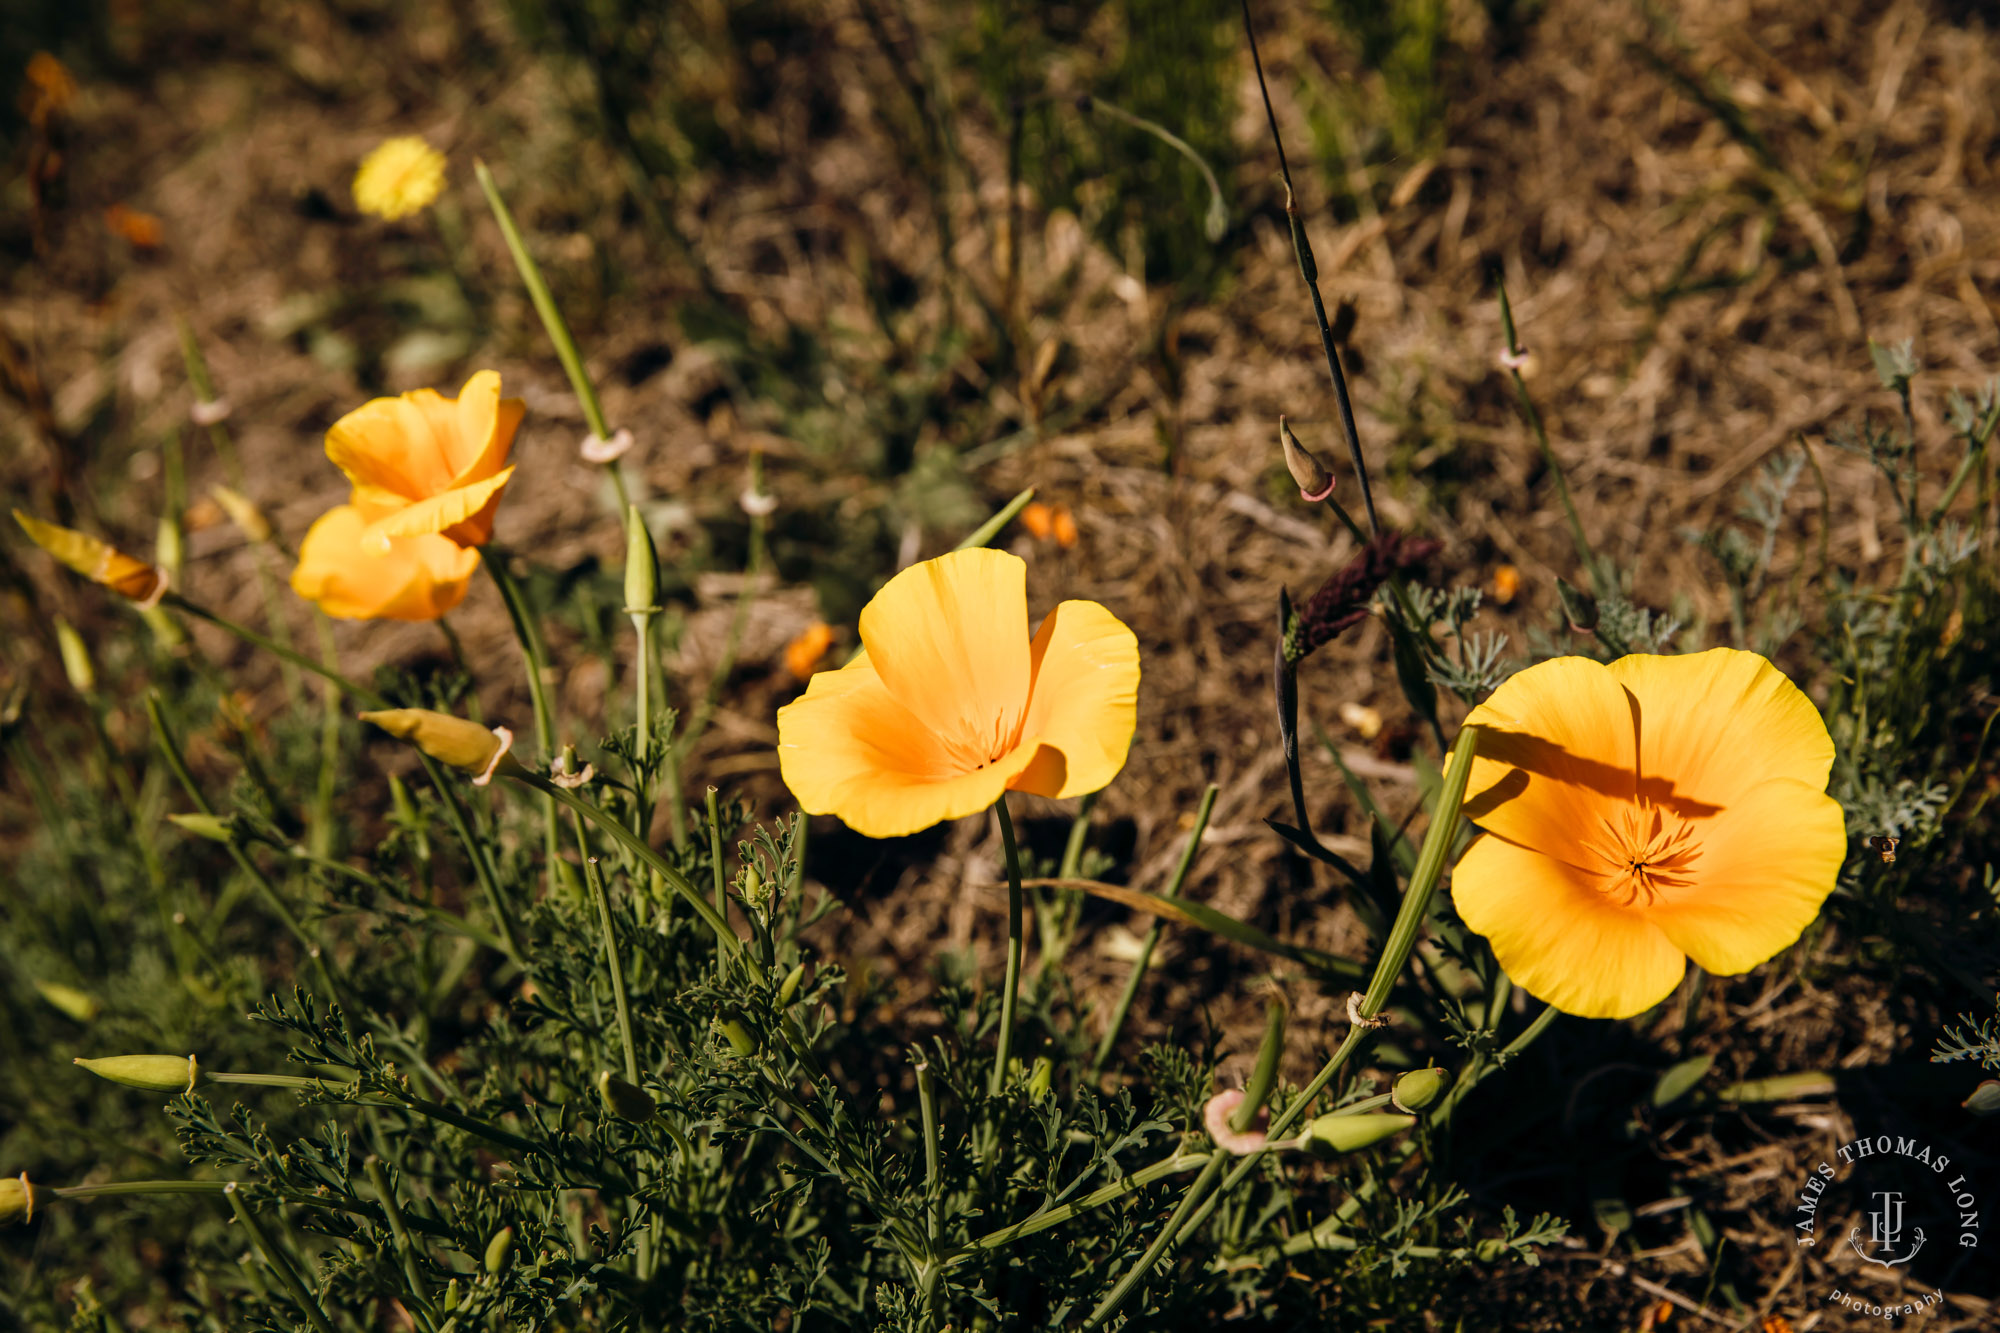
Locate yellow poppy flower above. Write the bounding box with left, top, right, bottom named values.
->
left=1451, top=648, right=1847, bottom=1019
left=290, top=504, right=479, bottom=621
left=324, top=370, right=524, bottom=551
left=352, top=135, right=446, bottom=221
left=13, top=510, right=167, bottom=607
left=776, top=548, right=1139, bottom=838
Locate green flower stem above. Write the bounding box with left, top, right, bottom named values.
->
left=511, top=773, right=738, bottom=951
left=473, top=161, right=628, bottom=512
left=1085, top=726, right=1479, bottom=1329
left=569, top=811, right=639, bottom=1084
left=955, top=1148, right=1215, bottom=1258
left=954, top=486, right=1035, bottom=551
left=309, top=614, right=343, bottom=858
left=705, top=787, right=730, bottom=977
left=1091, top=783, right=1218, bottom=1075
left=55, top=1179, right=232, bottom=1201
left=988, top=796, right=1027, bottom=1098
left=226, top=1186, right=340, bottom=1333
left=364, top=1157, right=437, bottom=1329
left=917, top=1057, right=942, bottom=1255
left=162, top=591, right=524, bottom=964
left=484, top=555, right=562, bottom=890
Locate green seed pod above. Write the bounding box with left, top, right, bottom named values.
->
left=596, top=1070, right=656, bottom=1122
left=713, top=1017, right=758, bottom=1058
left=53, top=617, right=95, bottom=695
left=623, top=505, right=659, bottom=616
left=1391, top=1067, right=1450, bottom=1113
left=1027, top=1057, right=1053, bottom=1103
left=485, top=1225, right=514, bottom=1275
left=1965, top=1079, right=2000, bottom=1117
left=1299, top=1111, right=1415, bottom=1160
left=444, top=1278, right=461, bottom=1311
left=74, top=1053, right=200, bottom=1093
left=777, top=962, right=808, bottom=1007
left=167, top=812, right=234, bottom=843
left=0, top=1173, right=35, bottom=1225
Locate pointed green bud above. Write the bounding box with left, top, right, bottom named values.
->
left=1475, top=1237, right=1509, bottom=1262
left=596, top=1070, right=656, bottom=1122
left=444, top=1278, right=461, bottom=1312
left=778, top=962, right=807, bottom=1007
left=1299, top=1111, right=1415, bottom=1159
left=624, top=505, right=659, bottom=616
left=155, top=513, right=185, bottom=583
left=74, top=1053, right=200, bottom=1093
left=713, top=1017, right=758, bottom=1058
left=34, top=980, right=100, bottom=1022
left=1556, top=578, right=1598, bottom=633
left=168, top=812, right=234, bottom=843
left=0, top=1173, right=36, bottom=1225
left=1278, top=416, right=1333, bottom=499
left=1233, top=998, right=1287, bottom=1133
left=1028, top=1056, right=1053, bottom=1103
left=1391, top=1067, right=1450, bottom=1113
left=485, top=1225, right=514, bottom=1274
left=54, top=617, right=95, bottom=695
left=1965, top=1079, right=2000, bottom=1117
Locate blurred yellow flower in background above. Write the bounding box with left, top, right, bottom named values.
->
left=776, top=548, right=1138, bottom=838
left=13, top=510, right=167, bottom=607
left=290, top=504, right=479, bottom=621
left=325, top=369, right=523, bottom=551
left=353, top=135, right=446, bottom=220
left=783, top=621, right=834, bottom=678
left=1450, top=648, right=1846, bottom=1019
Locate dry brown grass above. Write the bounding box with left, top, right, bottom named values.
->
left=4, top=0, right=1997, bottom=1326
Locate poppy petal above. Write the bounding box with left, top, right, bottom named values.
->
left=1012, top=599, right=1140, bottom=798
left=1647, top=778, right=1846, bottom=975
left=1452, top=831, right=1687, bottom=1019
left=327, top=392, right=460, bottom=501
left=1462, top=656, right=1641, bottom=859
left=1608, top=648, right=1835, bottom=810
left=446, top=370, right=523, bottom=486
left=361, top=468, right=516, bottom=550
left=292, top=504, right=479, bottom=621
left=776, top=652, right=1042, bottom=838
left=857, top=548, right=1031, bottom=771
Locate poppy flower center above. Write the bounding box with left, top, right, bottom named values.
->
left=1581, top=802, right=1702, bottom=907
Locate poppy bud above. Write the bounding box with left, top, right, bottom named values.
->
left=1299, top=1111, right=1415, bottom=1159
left=596, top=1071, right=656, bottom=1122
left=13, top=510, right=167, bottom=607
left=0, top=1173, right=36, bottom=1225
left=1391, top=1067, right=1450, bottom=1113
left=1475, top=1237, right=1509, bottom=1262
left=484, top=1225, right=514, bottom=1274
left=74, top=1053, right=200, bottom=1093
left=1028, top=1057, right=1053, bottom=1102
left=1278, top=417, right=1334, bottom=500
left=156, top=514, right=184, bottom=584
left=1965, top=1079, right=2000, bottom=1117
left=713, top=1017, right=758, bottom=1058
left=167, top=812, right=234, bottom=842
left=54, top=617, right=95, bottom=695
left=1556, top=578, right=1598, bottom=633
left=35, top=981, right=100, bottom=1022
left=623, top=505, right=659, bottom=616
left=359, top=709, right=517, bottom=786
left=777, top=962, right=807, bottom=1007
left=444, top=1278, right=461, bottom=1311
left=210, top=486, right=273, bottom=544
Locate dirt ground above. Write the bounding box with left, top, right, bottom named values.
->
left=5, top=0, right=1999, bottom=1326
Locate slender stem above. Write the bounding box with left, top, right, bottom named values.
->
left=1088, top=728, right=1479, bottom=1327
left=364, top=1157, right=436, bottom=1329
left=988, top=797, right=1027, bottom=1098
left=917, top=1058, right=942, bottom=1255
left=166, top=593, right=386, bottom=707
left=572, top=814, right=639, bottom=1084
left=705, top=786, right=729, bottom=950
left=226, top=1187, right=340, bottom=1333
left=955, top=1149, right=1214, bottom=1257
left=511, top=773, right=738, bottom=949
left=1092, top=784, right=1218, bottom=1075
left=485, top=555, right=562, bottom=888
left=1497, top=278, right=1596, bottom=581
left=956, top=487, right=1036, bottom=551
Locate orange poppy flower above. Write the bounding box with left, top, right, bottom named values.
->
left=290, top=504, right=479, bottom=621
left=325, top=370, right=523, bottom=552
left=1451, top=649, right=1846, bottom=1019
left=1020, top=501, right=1079, bottom=548
left=13, top=510, right=167, bottom=607
left=783, top=621, right=835, bottom=678
left=775, top=548, right=1139, bottom=838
